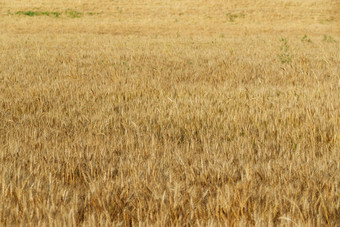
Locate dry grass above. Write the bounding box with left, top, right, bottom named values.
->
left=0, top=0, right=339, bottom=226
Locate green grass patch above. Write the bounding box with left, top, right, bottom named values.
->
left=301, top=34, right=312, bottom=43
left=15, top=11, right=60, bottom=17
left=13, top=10, right=101, bottom=18
left=86, top=12, right=102, bottom=16
left=323, top=35, right=337, bottom=43
left=64, top=9, right=83, bottom=18
left=278, top=38, right=293, bottom=64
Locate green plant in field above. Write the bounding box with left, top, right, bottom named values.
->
left=323, top=35, right=337, bottom=43
left=279, top=38, right=292, bottom=64
left=226, top=12, right=245, bottom=22
left=15, top=11, right=60, bottom=17
left=301, top=34, right=311, bottom=43
left=14, top=9, right=91, bottom=18
left=65, top=9, right=83, bottom=18
left=48, top=12, right=61, bottom=17
left=15, top=11, right=36, bottom=16
left=87, top=12, right=102, bottom=16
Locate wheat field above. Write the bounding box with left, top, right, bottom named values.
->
left=0, top=0, right=339, bottom=226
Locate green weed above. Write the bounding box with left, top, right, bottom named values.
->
left=226, top=12, right=245, bottom=22
left=301, top=34, right=312, bottom=43
left=65, top=9, right=83, bottom=18
left=14, top=10, right=98, bottom=18
left=323, top=35, right=337, bottom=43
left=87, top=12, right=102, bottom=16
left=15, top=11, right=60, bottom=17
left=279, top=38, right=292, bottom=64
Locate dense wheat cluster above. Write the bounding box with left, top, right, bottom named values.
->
left=0, top=0, right=339, bottom=226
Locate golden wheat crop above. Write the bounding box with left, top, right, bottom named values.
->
left=0, top=0, right=339, bottom=226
